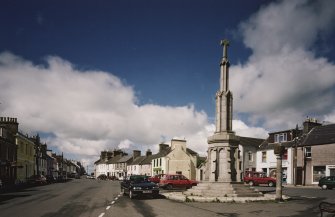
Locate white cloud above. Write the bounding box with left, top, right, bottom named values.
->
left=0, top=52, right=213, bottom=165
left=324, top=110, right=335, bottom=123
left=233, top=120, right=268, bottom=139
left=231, top=0, right=335, bottom=130
left=4, top=0, right=333, bottom=167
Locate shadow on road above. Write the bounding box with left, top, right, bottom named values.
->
left=0, top=193, right=31, bottom=204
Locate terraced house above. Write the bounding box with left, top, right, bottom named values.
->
left=151, top=139, right=198, bottom=180
left=258, top=118, right=335, bottom=186
left=0, top=117, right=18, bottom=185
left=15, top=132, right=35, bottom=183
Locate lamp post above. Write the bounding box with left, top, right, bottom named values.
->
left=34, top=134, right=41, bottom=176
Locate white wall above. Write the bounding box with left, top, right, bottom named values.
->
left=256, top=148, right=293, bottom=184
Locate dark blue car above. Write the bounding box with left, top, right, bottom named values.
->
left=121, top=175, right=159, bottom=199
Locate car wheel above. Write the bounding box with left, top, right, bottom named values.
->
left=268, top=181, right=274, bottom=187
left=166, top=184, right=173, bottom=190
left=129, top=190, right=134, bottom=199
left=249, top=181, right=254, bottom=186
left=321, top=184, right=328, bottom=190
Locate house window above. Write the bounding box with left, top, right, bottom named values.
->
left=283, top=149, right=288, bottom=160
left=305, top=147, right=312, bottom=158
left=248, top=152, right=253, bottom=162
left=313, top=166, right=325, bottom=182
left=262, top=151, right=267, bottom=163
left=274, top=133, right=287, bottom=143
left=159, top=158, right=162, bottom=166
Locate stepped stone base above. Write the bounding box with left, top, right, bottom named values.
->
left=184, top=182, right=263, bottom=197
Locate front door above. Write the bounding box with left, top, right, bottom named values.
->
left=297, top=167, right=303, bottom=185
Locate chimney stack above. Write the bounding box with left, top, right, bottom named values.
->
left=303, top=117, right=321, bottom=134
left=133, top=150, right=141, bottom=159
left=146, top=149, right=152, bottom=156
left=159, top=143, right=169, bottom=152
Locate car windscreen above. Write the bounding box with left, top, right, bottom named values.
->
left=130, top=176, right=148, bottom=183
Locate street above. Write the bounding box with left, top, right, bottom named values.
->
left=0, top=179, right=334, bottom=217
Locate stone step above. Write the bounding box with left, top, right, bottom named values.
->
left=184, top=190, right=237, bottom=197
left=184, top=182, right=264, bottom=198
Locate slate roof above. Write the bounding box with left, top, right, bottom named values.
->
left=151, top=146, right=172, bottom=159
left=94, top=159, right=104, bottom=165
left=259, top=123, right=335, bottom=149
left=302, top=123, right=335, bottom=146
left=128, top=156, right=146, bottom=165
left=140, top=155, right=155, bottom=165
left=107, top=155, right=123, bottom=164
left=239, top=136, right=265, bottom=148
left=259, top=140, right=294, bottom=150
left=117, top=155, right=133, bottom=163
left=186, top=148, right=198, bottom=156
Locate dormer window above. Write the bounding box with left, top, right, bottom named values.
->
left=274, top=133, right=287, bottom=143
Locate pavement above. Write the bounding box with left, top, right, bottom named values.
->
left=283, top=184, right=319, bottom=188
left=161, top=191, right=290, bottom=203
left=161, top=184, right=320, bottom=203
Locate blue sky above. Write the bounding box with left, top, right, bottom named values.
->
left=0, top=0, right=268, bottom=117
left=1, top=0, right=335, bottom=166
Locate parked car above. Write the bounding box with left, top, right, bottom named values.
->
left=121, top=175, right=159, bottom=199
left=148, top=174, right=165, bottom=183
left=243, top=171, right=276, bottom=187
left=57, top=175, right=68, bottom=182
left=318, top=176, right=335, bottom=190
left=108, top=176, right=118, bottom=181
left=45, top=175, right=56, bottom=183
left=97, top=174, right=108, bottom=180
left=27, top=174, right=47, bottom=185
left=159, top=174, right=198, bottom=190
left=86, top=175, right=95, bottom=179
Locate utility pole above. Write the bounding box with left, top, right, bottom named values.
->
left=35, top=134, right=41, bottom=175
left=61, top=152, right=63, bottom=178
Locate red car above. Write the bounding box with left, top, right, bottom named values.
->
left=159, top=174, right=198, bottom=190
left=148, top=174, right=165, bottom=183
left=243, top=171, right=276, bottom=187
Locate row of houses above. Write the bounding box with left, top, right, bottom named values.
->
left=94, top=139, right=199, bottom=180
left=239, top=118, right=335, bottom=185
left=0, top=116, right=84, bottom=186
left=95, top=118, right=335, bottom=186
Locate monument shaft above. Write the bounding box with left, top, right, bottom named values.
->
left=207, top=39, right=240, bottom=183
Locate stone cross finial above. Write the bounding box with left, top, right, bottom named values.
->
left=220, top=39, right=230, bottom=58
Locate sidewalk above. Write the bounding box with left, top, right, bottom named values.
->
left=283, top=184, right=319, bottom=189
left=0, top=183, right=30, bottom=194
left=161, top=191, right=290, bottom=203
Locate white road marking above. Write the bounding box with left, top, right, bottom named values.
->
left=301, top=196, right=317, bottom=199
left=98, top=213, right=105, bottom=217
left=111, top=201, right=115, bottom=204
left=106, top=206, right=111, bottom=210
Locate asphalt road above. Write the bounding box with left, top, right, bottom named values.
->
left=0, top=179, right=334, bottom=217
